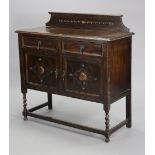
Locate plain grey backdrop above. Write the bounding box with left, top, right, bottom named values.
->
left=9, top=0, right=145, bottom=155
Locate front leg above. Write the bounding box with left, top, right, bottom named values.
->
left=105, top=111, right=110, bottom=142
left=22, top=93, right=28, bottom=120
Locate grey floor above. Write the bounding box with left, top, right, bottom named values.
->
left=10, top=83, right=144, bottom=155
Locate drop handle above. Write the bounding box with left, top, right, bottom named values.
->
left=80, top=45, right=85, bottom=54
left=55, top=69, right=58, bottom=79
left=62, top=70, right=65, bottom=81
left=37, top=41, right=42, bottom=50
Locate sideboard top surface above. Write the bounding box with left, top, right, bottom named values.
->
left=16, top=12, right=134, bottom=41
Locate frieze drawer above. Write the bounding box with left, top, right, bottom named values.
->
left=62, top=40, right=103, bottom=56
left=22, top=36, right=58, bottom=51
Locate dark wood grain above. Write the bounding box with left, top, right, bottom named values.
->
left=108, top=37, right=131, bottom=101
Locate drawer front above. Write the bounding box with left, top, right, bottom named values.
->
left=25, top=50, right=58, bottom=90
left=23, top=36, right=58, bottom=51
left=62, top=40, right=102, bottom=56
left=62, top=56, right=102, bottom=96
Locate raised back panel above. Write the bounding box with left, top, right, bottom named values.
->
left=46, top=12, right=129, bottom=31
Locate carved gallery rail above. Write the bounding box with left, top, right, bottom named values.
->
left=16, top=12, right=134, bottom=142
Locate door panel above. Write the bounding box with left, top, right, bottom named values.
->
left=25, top=50, right=57, bottom=90
left=63, top=56, right=102, bottom=96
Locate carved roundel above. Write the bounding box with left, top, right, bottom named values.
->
left=36, top=65, right=45, bottom=75
left=29, top=58, right=53, bottom=83
left=79, top=72, right=87, bottom=81
left=68, top=63, right=97, bottom=90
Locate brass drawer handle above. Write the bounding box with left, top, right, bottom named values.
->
left=80, top=45, right=85, bottom=54
left=37, top=41, right=42, bottom=50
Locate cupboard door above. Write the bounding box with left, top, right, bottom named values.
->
left=62, top=56, right=102, bottom=97
left=25, top=49, right=58, bottom=90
